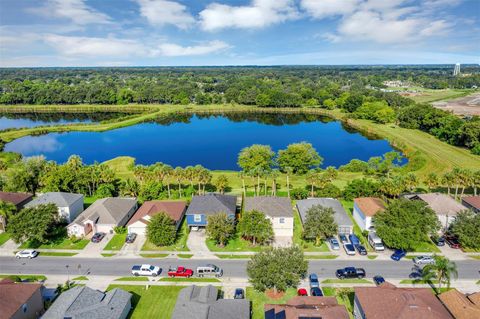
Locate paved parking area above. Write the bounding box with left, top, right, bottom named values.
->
left=187, top=229, right=216, bottom=259
left=76, top=233, right=113, bottom=257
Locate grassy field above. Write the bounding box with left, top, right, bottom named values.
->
left=103, top=234, right=127, bottom=251
left=141, top=219, right=189, bottom=251
left=107, top=285, right=184, bottom=319
left=20, top=237, right=89, bottom=250
left=247, top=287, right=297, bottom=319
left=0, top=232, right=10, bottom=246
left=406, top=88, right=472, bottom=104
left=39, top=252, right=77, bottom=257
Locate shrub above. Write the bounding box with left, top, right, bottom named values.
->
left=291, top=188, right=309, bottom=200
left=113, top=226, right=127, bottom=234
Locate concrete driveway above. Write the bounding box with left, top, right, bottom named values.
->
left=187, top=229, right=216, bottom=259
left=76, top=233, right=113, bottom=258
left=118, top=234, right=146, bottom=257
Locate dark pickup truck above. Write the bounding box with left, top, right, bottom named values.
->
left=336, top=267, right=366, bottom=279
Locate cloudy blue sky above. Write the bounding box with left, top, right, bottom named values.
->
left=0, top=0, right=479, bottom=67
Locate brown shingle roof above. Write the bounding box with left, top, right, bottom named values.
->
left=0, top=191, right=33, bottom=208
left=354, top=197, right=386, bottom=217
left=354, top=284, right=453, bottom=319
left=265, top=296, right=349, bottom=319
left=438, top=289, right=480, bottom=319
left=0, top=278, right=42, bottom=319
left=462, top=196, right=480, bottom=209
left=127, top=200, right=186, bottom=226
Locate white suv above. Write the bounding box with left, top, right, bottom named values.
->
left=15, top=249, right=39, bottom=259
left=413, top=255, right=435, bottom=265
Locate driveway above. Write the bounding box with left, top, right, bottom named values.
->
left=76, top=233, right=113, bottom=258
left=117, top=234, right=146, bottom=257
left=186, top=229, right=216, bottom=259
left=273, top=236, right=292, bottom=247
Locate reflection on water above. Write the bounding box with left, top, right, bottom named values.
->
left=8, top=135, right=63, bottom=153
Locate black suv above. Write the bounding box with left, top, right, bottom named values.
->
left=355, top=244, right=367, bottom=255
left=336, top=267, right=366, bottom=279
left=91, top=232, right=106, bottom=243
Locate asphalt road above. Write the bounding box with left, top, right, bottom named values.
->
left=1, top=257, right=479, bottom=280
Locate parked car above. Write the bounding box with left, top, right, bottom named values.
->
left=309, top=273, right=319, bottom=288
left=167, top=266, right=193, bottom=278
left=131, top=264, right=161, bottom=277
left=413, top=255, right=435, bottom=265
left=391, top=249, right=406, bottom=261
left=91, top=232, right=106, bottom=243
left=355, top=244, right=367, bottom=255
left=445, top=235, right=461, bottom=249
left=343, top=243, right=356, bottom=256
left=373, top=275, right=385, bottom=286
left=125, top=233, right=137, bottom=244
left=329, top=237, right=340, bottom=250
left=336, top=267, right=366, bottom=279
left=368, top=232, right=385, bottom=251
left=15, top=249, right=38, bottom=259
left=234, top=288, right=245, bottom=299
left=197, top=264, right=223, bottom=277
left=409, top=266, right=422, bottom=279
left=430, top=235, right=445, bottom=247
left=339, top=234, right=349, bottom=244
left=297, top=288, right=308, bottom=296
left=310, top=287, right=323, bottom=297
left=349, top=234, right=360, bottom=246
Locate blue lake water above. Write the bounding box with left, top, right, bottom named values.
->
left=0, top=116, right=92, bottom=130
left=4, top=113, right=405, bottom=169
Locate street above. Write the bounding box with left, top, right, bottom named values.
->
left=1, top=256, right=479, bottom=281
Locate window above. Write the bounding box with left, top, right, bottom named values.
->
left=22, top=304, right=28, bottom=313
left=194, top=214, right=202, bottom=222
left=279, top=218, right=285, bottom=224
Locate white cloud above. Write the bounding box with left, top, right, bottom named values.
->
left=199, top=0, right=299, bottom=31
left=29, top=0, right=112, bottom=25
left=301, top=0, right=360, bottom=19
left=135, top=0, right=195, bottom=29
left=156, top=40, right=230, bottom=56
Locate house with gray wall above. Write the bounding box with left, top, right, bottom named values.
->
left=25, top=192, right=84, bottom=223
left=185, top=194, right=237, bottom=228
left=296, top=198, right=353, bottom=235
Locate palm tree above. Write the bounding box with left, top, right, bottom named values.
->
left=472, top=170, right=480, bottom=196
left=459, top=169, right=472, bottom=198
left=306, top=169, right=320, bottom=197
left=451, top=168, right=463, bottom=200
left=214, top=174, right=229, bottom=194
left=238, top=170, right=247, bottom=197
left=184, top=166, right=196, bottom=188
left=174, top=167, right=184, bottom=198
left=285, top=167, right=293, bottom=198
left=270, top=169, right=280, bottom=196
left=120, top=178, right=139, bottom=197
left=324, top=166, right=338, bottom=181
left=422, top=255, right=458, bottom=292
left=442, top=172, right=455, bottom=196
left=404, top=172, right=418, bottom=192
left=424, top=172, right=439, bottom=192
left=0, top=200, right=16, bottom=232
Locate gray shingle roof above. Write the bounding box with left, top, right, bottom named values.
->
left=25, top=192, right=83, bottom=208
left=185, top=194, right=236, bottom=216
left=71, top=197, right=136, bottom=226
left=42, top=286, right=131, bottom=319
left=244, top=196, right=293, bottom=217
left=296, top=198, right=353, bottom=227
left=172, top=285, right=249, bottom=319
left=408, top=193, right=467, bottom=216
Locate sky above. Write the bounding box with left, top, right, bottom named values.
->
left=0, top=0, right=479, bottom=67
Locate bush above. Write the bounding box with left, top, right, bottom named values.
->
left=146, top=213, right=176, bottom=246
left=113, top=226, right=127, bottom=234
left=343, top=179, right=380, bottom=201
left=316, top=183, right=342, bottom=198
left=95, top=183, right=116, bottom=198
left=291, top=188, right=309, bottom=200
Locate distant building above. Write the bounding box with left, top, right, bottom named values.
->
left=453, top=63, right=461, bottom=76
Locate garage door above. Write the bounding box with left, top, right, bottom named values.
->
left=128, top=226, right=146, bottom=235
left=338, top=226, right=352, bottom=235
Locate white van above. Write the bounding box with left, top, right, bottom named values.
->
left=368, top=232, right=385, bottom=251
left=196, top=264, right=223, bottom=277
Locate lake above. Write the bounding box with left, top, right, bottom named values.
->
left=4, top=112, right=404, bottom=169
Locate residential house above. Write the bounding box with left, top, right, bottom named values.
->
left=0, top=191, right=33, bottom=232
left=67, top=197, right=137, bottom=237
left=461, top=196, right=480, bottom=214
left=438, top=289, right=480, bottom=319
left=42, top=285, right=132, bottom=319
left=244, top=196, right=293, bottom=245
left=296, top=198, right=353, bottom=235
left=127, top=200, right=187, bottom=235
left=406, top=193, right=468, bottom=229
left=0, top=278, right=44, bottom=319
left=185, top=193, right=237, bottom=228
left=353, top=197, right=386, bottom=231
left=265, top=296, right=349, bottom=319
left=172, top=285, right=250, bottom=319
left=25, top=192, right=84, bottom=223
left=354, top=282, right=453, bottom=319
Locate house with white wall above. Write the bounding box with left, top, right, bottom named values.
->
left=353, top=197, right=386, bottom=231
left=25, top=192, right=83, bottom=223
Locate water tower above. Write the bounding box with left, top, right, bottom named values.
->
left=453, top=63, right=460, bottom=76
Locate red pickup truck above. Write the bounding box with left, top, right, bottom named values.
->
left=167, top=266, right=193, bottom=278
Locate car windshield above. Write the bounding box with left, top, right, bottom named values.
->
left=149, top=266, right=154, bottom=270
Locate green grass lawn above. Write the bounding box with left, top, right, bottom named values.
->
left=322, top=279, right=372, bottom=284
left=407, top=88, right=471, bottom=104
left=367, top=255, right=378, bottom=260
left=159, top=277, right=220, bottom=282
left=20, top=237, right=89, bottom=250
left=72, top=276, right=88, bottom=281
left=400, top=279, right=439, bottom=284
left=103, top=234, right=127, bottom=251
left=177, top=254, right=193, bottom=258
left=141, top=219, right=189, bottom=251
left=306, top=255, right=338, bottom=259
left=107, top=285, right=184, bottom=319
left=0, top=232, right=10, bottom=246
left=101, top=253, right=116, bottom=257
left=293, top=207, right=330, bottom=252
left=40, top=252, right=77, bottom=257
left=214, top=254, right=252, bottom=259
left=0, top=274, right=47, bottom=281
left=469, top=255, right=480, bottom=260
left=206, top=236, right=265, bottom=252
left=410, top=240, right=441, bottom=253
left=114, top=277, right=149, bottom=282
left=139, top=253, right=169, bottom=258
left=247, top=287, right=297, bottom=319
